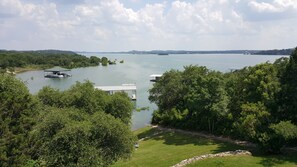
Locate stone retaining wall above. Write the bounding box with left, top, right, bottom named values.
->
left=171, top=150, right=252, bottom=167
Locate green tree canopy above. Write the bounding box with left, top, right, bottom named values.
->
left=0, top=74, right=38, bottom=166
left=30, top=107, right=135, bottom=167
left=149, top=65, right=229, bottom=133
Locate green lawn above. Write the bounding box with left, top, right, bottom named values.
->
left=112, top=126, right=243, bottom=167
left=187, top=154, right=297, bottom=167
left=112, top=126, right=297, bottom=167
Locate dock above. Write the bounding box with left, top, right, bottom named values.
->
left=95, top=84, right=137, bottom=100
left=150, top=74, right=162, bottom=82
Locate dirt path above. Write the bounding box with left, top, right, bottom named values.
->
left=153, top=125, right=256, bottom=148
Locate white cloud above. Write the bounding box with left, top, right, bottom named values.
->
left=0, top=0, right=296, bottom=51
left=248, top=0, right=297, bottom=12
left=249, top=1, right=281, bottom=12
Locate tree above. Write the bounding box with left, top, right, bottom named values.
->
left=149, top=69, right=183, bottom=112
left=235, top=102, right=270, bottom=141
left=101, top=57, right=108, bottom=66
left=149, top=66, right=229, bottom=133
left=30, top=108, right=135, bottom=166
left=37, top=86, right=64, bottom=108
left=0, top=74, right=38, bottom=166
left=258, top=121, right=297, bottom=153
left=181, top=66, right=229, bottom=133
left=37, top=81, right=134, bottom=125
left=106, top=92, right=134, bottom=125
left=90, top=56, right=101, bottom=66
left=279, top=47, right=297, bottom=123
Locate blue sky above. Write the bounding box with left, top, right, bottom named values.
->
left=0, top=0, right=296, bottom=51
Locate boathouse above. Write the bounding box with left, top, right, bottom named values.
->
left=95, top=84, right=137, bottom=100
left=44, top=67, right=72, bottom=78
left=150, top=74, right=162, bottom=82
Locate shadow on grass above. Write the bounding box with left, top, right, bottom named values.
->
left=253, top=151, right=297, bottom=167
left=137, top=127, right=243, bottom=154
left=136, top=127, right=163, bottom=139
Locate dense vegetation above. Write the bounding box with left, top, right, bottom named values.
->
left=0, top=76, right=135, bottom=167
left=0, top=50, right=115, bottom=73
left=149, top=47, right=297, bottom=153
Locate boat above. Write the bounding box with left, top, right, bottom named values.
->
left=44, top=67, right=72, bottom=78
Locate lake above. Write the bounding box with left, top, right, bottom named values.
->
left=16, top=53, right=286, bottom=130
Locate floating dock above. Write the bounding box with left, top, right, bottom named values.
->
left=95, top=84, right=137, bottom=100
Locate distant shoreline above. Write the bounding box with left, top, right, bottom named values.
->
left=78, top=48, right=294, bottom=55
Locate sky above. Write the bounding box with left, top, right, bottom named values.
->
left=0, top=0, right=296, bottom=52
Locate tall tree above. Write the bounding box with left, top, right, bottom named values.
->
left=279, top=47, right=297, bottom=123
left=0, top=74, right=38, bottom=166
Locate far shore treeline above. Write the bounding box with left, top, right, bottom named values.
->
left=149, top=47, right=297, bottom=154
left=0, top=50, right=117, bottom=73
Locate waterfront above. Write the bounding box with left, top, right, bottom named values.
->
left=17, top=53, right=286, bottom=130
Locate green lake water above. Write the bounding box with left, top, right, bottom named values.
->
left=16, top=53, right=286, bottom=130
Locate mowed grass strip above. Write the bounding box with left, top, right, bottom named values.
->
left=187, top=153, right=297, bottom=167
left=112, top=126, right=243, bottom=167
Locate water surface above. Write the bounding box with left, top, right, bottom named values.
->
left=17, top=53, right=286, bottom=130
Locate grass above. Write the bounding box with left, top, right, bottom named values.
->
left=112, top=126, right=243, bottom=167
left=113, top=126, right=297, bottom=167
left=187, top=153, right=297, bottom=167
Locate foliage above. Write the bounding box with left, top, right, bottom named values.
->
left=101, top=57, right=108, bottom=66
left=1, top=76, right=135, bottom=166
left=106, top=93, right=134, bottom=125
left=270, top=121, right=297, bottom=140
left=37, top=81, right=133, bottom=125
left=236, top=102, right=270, bottom=140
left=149, top=66, right=229, bottom=133
left=278, top=47, right=297, bottom=124
left=0, top=74, right=38, bottom=166
left=30, top=108, right=135, bottom=167
left=149, top=48, right=297, bottom=153
left=258, top=121, right=297, bottom=153
left=0, top=50, right=116, bottom=72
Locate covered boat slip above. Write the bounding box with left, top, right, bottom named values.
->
left=150, top=74, right=162, bottom=82
left=44, top=67, right=72, bottom=78
left=95, top=84, right=137, bottom=100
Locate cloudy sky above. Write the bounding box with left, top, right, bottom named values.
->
left=0, top=0, right=296, bottom=51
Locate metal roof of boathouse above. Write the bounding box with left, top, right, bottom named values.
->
left=95, top=84, right=136, bottom=92
left=44, top=66, right=71, bottom=72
